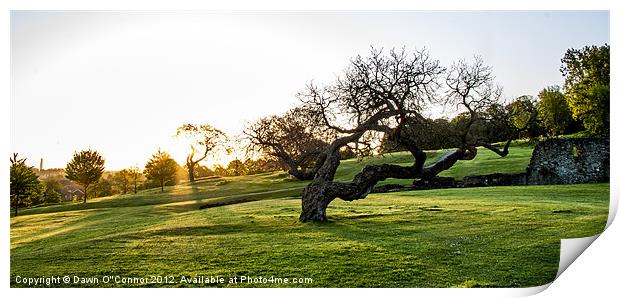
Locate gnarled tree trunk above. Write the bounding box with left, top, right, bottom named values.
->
left=299, top=134, right=491, bottom=222
left=299, top=148, right=341, bottom=222
left=187, top=161, right=196, bottom=182
left=295, top=49, right=514, bottom=222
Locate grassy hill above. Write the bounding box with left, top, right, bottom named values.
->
left=14, top=144, right=534, bottom=217
left=10, top=144, right=609, bottom=287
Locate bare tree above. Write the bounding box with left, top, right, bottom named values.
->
left=444, top=56, right=511, bottom=156
left=243, top=107, right=332, bottom=180
left=128, top=166, right=144, bottom=194
left=296, top=49, right=515, bottom=222
left=176, top=123, right=227, bottom=182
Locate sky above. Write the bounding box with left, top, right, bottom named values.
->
left=10, top=11, right=609, bottom=170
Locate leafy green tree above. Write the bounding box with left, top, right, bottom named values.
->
left=537, top=86, right=572, bottom=136
left=508, top=96, right=536, bottom=130
left=176, top=123, right=227, bottom=182
left=42, top=178, right=64, bottom=204
left=560, top=44, right=610, bottom=136
left=65, top=149, right=105, bottom=203
left=243, top=158, right=280, bottom=175
left=10, top=153, right=43, bottom=216
left=144, top=150, right=179, bottom=192
left=226, top=159, right=248, bottom=176
left=480, top=103, right=515, bottom=143
left=381, top=117, right=460, bottom=153
left=507, top=95, right=543, bottom=139
left=111, top=169, right=131, bottom=194
left=193, top=164, right=215, bottom=179
left=91, top=177, right=113, bottom=198
left=213, top=164, right=229, bottom=177
left=175, top=163, right=189, bottom=182
left=128, top=166, right=145, bottom=194
left=43, top=187, right=63, bottom=204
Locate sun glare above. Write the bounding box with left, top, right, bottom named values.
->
left=166, top=137, right=236, bottom=170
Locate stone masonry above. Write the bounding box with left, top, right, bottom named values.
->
left=526, top=138, right=610, bottom=185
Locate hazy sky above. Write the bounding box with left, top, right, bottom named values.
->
left=11, top=11, right=609, bottom=170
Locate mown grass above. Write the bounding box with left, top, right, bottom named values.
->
left=10, top=144, right=609, bottom=288
left=11, top=184, right=608, bottom=288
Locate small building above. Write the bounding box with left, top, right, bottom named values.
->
left=65, top=188, right=85, bottom=202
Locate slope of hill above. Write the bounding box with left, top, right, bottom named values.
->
left=15, top=144, right=534, bottom=216
left=10, top=144, right=609, bottom=287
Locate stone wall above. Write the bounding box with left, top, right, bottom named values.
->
left=526, top=138, right=609, bottom=185
left=370, top=138, right=610, bottom=193
left=462, top=173, right=527, bottom=187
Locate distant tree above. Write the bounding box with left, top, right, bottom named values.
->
left=244, top=107, right=332, bottom=180
left=212, top=164, right=229, bottom=177
left=381, top=117, right=459, bottom=153
left=10, top=153, right=43, bottom=216
left=537, top=86, right=572, bottom=136
left=427, top=118, right=461, bottom=149
left=449, top=112, right=486, bottom=145
left=507, top=95, right=542, bottom=140
left=242, top=159, right=261, bottom=175
left=91, top=177, right=113, bottom=198
left=193, top=164, right=215, bottom=178
left=43, top=187, right=63, bottom=204
left=144, top=150, right=179, bottom=192
left=128, top=166, right=145, bottom=194
left=479, top=103, right=514, bottom=143
left=175, top=163, right=189, bottom=183
left=42, top=178, right=64, bottom=204
left=65, top=149, right=105, bottom=203
left=111, top=169, right=131, bottom=194
left=176, top=123, right=227, bottom=182
left=560, top=44, right=610, bottom=136
left=243, top=158, right=281, bottom=175
left=225, top=159, right=248, bottom=176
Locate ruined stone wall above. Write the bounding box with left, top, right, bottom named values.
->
left=462, top=173, right=527, bottom=187
left=526, top=138, right=609, bottom=185
left=371, top=138, right=611, bottom=193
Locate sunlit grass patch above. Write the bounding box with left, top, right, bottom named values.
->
left=11, top=183, right=608, bottom=288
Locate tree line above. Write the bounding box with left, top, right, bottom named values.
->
left=10, top=44, right=609, bottom=219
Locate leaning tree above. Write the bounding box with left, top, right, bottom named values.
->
left=296, top=48, right=517, bottom=222
left=243, top=107, right=333, bottom=180
left=176, top=123, right=227, bottom=182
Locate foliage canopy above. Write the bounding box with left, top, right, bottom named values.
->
left=10, top=153, right=43, bottom=216
left=560, top=44, right=609, bottom=136
left=144, top=150, right=179, bottom=192
left=65, top=149, right=105, bottom=203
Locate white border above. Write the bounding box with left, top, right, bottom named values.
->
left=3, top=1, right=617, bottom=298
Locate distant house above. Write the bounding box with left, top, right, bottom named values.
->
left=36, top=169, right=84, bottom=202
left=65, top=188, right=84, bottom=201
left=57, top=179, right=85, bottom=202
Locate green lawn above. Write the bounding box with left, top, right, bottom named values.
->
left=10, top=145, right=609, bottom=288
